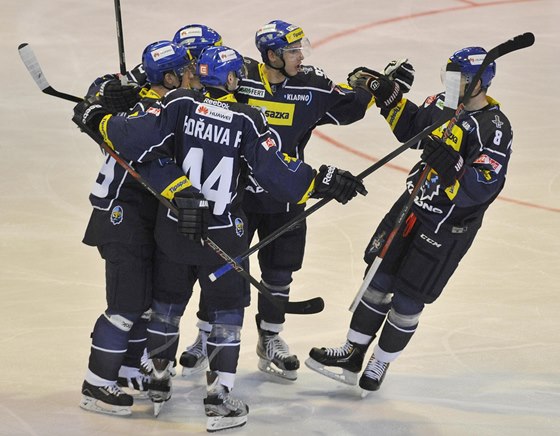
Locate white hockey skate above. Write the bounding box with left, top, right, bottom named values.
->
left=256, top=329, right=299, bottom=381
left=204, top=371, right=248, bottom=432
left=305, top=340, right=367, bottom=386
left=359, top=355, right=389, bottom=398
left=179, top=330, right=209, bottom=377
left=147, top=358, right=173, bottom=417
left=80, top=380, right=133, bottom=416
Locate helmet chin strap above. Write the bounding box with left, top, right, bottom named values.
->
left=267, top=52, right=296, bottom=79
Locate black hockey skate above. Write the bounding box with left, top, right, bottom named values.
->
left=80, top=380, right=133, bottom=416
left=359, top=354, right=389, bottom=397
left=256, top=316, right=299, bottom=381
left=305, top=340, right=367, bottom=386
left=204, top=371, right=248, bottom=432
left=179, top=330, right=209, bottom=377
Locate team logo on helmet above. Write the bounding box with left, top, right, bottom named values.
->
left=234, top=217, right=244, bottom=237
left=110, top=205, right=124, bottom=225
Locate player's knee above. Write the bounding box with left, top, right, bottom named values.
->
left=363, top=286, right=392, bottom=306
left=387, top=308, right=422, bottom=328
left=209, top=307, right=244, bottom=327
left=261, top=268, right=293, bottom=288
left=103, top=311, right=143, bottom=332
left=210, top=323, right=242, bottom=343
left=150, top=299, right=186, bottom=328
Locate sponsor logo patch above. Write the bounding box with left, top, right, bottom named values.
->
left=195, top=103, right=233, bottom=123
left=150, top=45, right=175, bottom=61
left=147, top=107, right=161, bottom=116
left=248, top=99, right=295, bottom=126
left=261, top=137, right=276, bottom=151
left=473, top=154, right=503, bottom=173
left=237, top=86, right=266, bottom=98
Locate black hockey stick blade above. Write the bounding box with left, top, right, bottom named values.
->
left=287, top=297, right=325, bottom=315
left=18, top=43, right=82, bottom=103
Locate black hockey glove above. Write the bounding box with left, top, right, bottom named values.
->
left=312, top=164, right=368, bottom=205
left=383, top=59, right=415, bottom=94
left=421, top=135, right=465, bottom=187
left=174, top=190, right=210, bottom=242
left=99, top=79, right=141, bottom=112
left=72, top=99, right=110, bottom=142
left=347, top=67, right=402, bottom=110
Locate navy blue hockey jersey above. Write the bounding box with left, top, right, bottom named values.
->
left=383, top=92, right=513, bottom=232
left=236, top=58, right=372, bottom=213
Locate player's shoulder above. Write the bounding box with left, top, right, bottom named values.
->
left=473, top=98, right=512, bottom=131
left=289, top=64, right=333, bottom=89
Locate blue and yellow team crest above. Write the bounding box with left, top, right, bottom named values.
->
left=110, top=205, right=124, bottom=225
left=234, top=217, right=244, bottom=237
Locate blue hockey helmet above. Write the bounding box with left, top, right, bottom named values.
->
left=196, top=45, right=246, bottom=87
left=142, top=40, right=189, bottom=84
left=172, top=24, right=223, bottom=61
left=255, top=20, right=310, bottom=63
left=449, top=46, right=496, bottom=89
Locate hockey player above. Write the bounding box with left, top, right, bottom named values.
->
left=173, top=23, right=223, bottom=91
left=179, top=19, right=414, bottom=381
left=78, top=40, right=193, bottom=416
left=306, top=46, right=513, bottom=395
left=74, top=44, right=366, bottom=431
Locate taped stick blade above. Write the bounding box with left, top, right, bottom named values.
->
left=18, top=43, right=50, bottom=91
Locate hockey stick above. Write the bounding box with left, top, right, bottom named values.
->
left=72, top=120, right=323, bottom=315
left=18, top=43, right=82, bottom=103
left=348, top=32, right=535, bottom=312
left=18, top=43, right=323, bottom=315
left=209, top=32, right=535, bottom=283
left=113, top=0, right=127, bottom=83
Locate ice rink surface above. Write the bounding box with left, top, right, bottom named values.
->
left=1, top=0, right=559, bottom=434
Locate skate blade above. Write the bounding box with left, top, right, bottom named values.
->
left=258, top=358, right=297, bottom=381
left=153, top=401, right=164, bottom=417
left=80, top=396, right=131, bottom=416
left=207, top=415, right=247, bottom=432
left=304, top=357, right=358, bottom=386
left=361, top=389, right=371, bottom=399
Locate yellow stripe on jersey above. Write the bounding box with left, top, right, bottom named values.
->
left=99, top=114, right=115, bottom=149
left=297, top=178, right=316, bottom=204
left=139, top=87, right=162, bottom=100
left=444, top=179, right=460, bottom=200
left=258, top=63, right=274, bottom=96
left=384, top=99, right=408, bottom=131
left=161, top=176, right=192, bottom=200
left=338, top=83, right=376, bottom=109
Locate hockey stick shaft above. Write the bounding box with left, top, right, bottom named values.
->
left=113, top=0, right=127, bottom=78
left=348, top=32, right=535, bottom=312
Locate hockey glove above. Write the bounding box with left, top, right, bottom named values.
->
left=99, top=79, right=141, bottom=112
left=72, top=99, right=110, bottom=142
left=347, top=67, right=402, bottom=111
left=313, top=164, right=368, bottom=205
left=383, top=59, right=415, bottom=94
left=421, top=135, right=465, bottom=187
left=174, top=190, right=210, bottom=243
